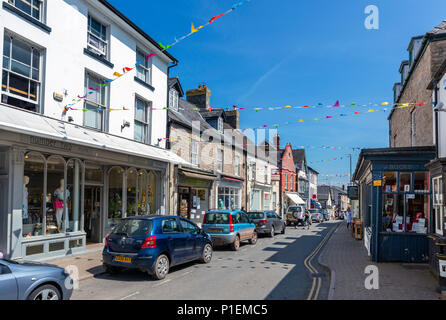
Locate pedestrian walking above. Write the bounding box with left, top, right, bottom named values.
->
left=304, top=209, right=311, bottom=230
left=346, top=207, right=353, bottom=229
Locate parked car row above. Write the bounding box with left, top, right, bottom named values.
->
left=0, top=210, right=288, bottom=299
left=286, top=206, right=330, bottom=226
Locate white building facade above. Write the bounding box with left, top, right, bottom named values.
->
left=0, top=0, right=187, bottom=261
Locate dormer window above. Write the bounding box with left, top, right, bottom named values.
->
left=169, top=89, right=178, bottom=111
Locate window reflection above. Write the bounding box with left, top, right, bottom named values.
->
left=108, top=167, right=123, bottom=228
left=127, top=168, right=137, bottom=216
left=47, top=156, right=66, bottom=234
left=23, top=153, right=44, bottom=237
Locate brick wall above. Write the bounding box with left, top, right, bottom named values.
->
left=390, top=40, right=446, bottom=147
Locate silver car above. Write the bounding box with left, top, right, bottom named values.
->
left=0, top=259, right=73, bottom=300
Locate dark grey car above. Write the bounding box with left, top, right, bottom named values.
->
left=248, top=211, right=286, bottom=237
left=0, top=259, right=73, bottom=300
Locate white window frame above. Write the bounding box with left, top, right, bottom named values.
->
left=169, top=89, right=179, bottom=111
left=191, top=139, right=199, bottom=165
left=264, top=166, right=268, bottom=183
left=83, top=72, right=108, bottom=131
left=87, top=15, right=108, bottom=58
left=218, top=117, right=223, bottom=132
left=2, top=34, right=42, bottom=112
left=285, top=173, right=288, bottom=189
left=8, top=0, right=45, bottom=22
left=134, top=96, right=151, bottom=144
left=250, top=162, right=256, bottom=180
left=136, top=49, right=152, bottom=85
left=433, top=176, right=443, bottom=235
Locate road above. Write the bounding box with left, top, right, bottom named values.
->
left=72, top=220, right=340, bottom=300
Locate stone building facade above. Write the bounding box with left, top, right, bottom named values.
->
left=389, top=22, right=446, bottom=148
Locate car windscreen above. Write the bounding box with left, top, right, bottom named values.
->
left=248, top=212, right=264, bottom=220
left=112, top=219, right=153, bottom=237
left=309, top=210, right=320, bottom=214
left=288, top=207, right=302, bottom=212
left=204, top=212, right=230, bottom=224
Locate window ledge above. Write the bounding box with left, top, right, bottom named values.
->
left=134, top=77, right=155, bottom=91
left=83, top=48, right=114, bottom=68
left=3, top=2, right=51, bottom=33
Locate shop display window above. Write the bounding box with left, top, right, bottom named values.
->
left=127, top=168, right=137, bottom=216
left=137, top=170, right=148, bottom=215
left=147, top=171, right=157, bottom=214
left=406, top=194, right=429, bottom=233
left=47, top=156, right=66, bottom=234
left=399, top=172, right=411, bottom=193
left=382, top=194, right=404, bottom=232
left=217, top=186, right=241, bottom=210
left=108, top=167, right=123, bottom=228
left=23, top=152, right=44, bottom=237
left=414, top=171, right=429, bottom=192
left=67, top=159, right=83, bottom=232
left=382, top=172, right=397, bottom=193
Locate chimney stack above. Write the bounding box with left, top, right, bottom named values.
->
left=273, top=134, right=281, bottom=150
left=186, top=84, right=211, bottom=109
left=224, top=105, right=240, bottom=129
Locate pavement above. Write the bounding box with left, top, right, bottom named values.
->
left=47, top=243, right=105, bottom=281
left=65, top=222, right=337, bottom=300
left=319, top=221, right=442, bottom=300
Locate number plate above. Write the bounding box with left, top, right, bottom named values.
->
left=114, top=256, right=131, bottom=263
left=209, top=228, right=222, bottom=233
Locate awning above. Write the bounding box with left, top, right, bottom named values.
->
left=0, top=104, right=190, bottom=165
left=179, top=169, right=217, bottom=181
left=222, top=175, right=244, bottom=183
left=285, top=192, right=305, bottom=205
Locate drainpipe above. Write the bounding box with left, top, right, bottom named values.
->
left=165, top=60, right=178, bottom=215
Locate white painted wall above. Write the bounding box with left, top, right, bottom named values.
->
left=0, top=0, right=172, bottom=148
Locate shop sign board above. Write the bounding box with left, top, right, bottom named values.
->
left=373, top=180, right=382, bottom=187
left=347, top=186, right=359, bottom=200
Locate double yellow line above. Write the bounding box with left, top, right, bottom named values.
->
left=304, top=224, right=338, bottom=300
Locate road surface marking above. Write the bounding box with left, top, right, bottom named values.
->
left=153, top=278, right=172, bottom=287
left=120, top=291, right=139, bottom=300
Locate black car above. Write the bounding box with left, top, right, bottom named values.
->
left=248, top=211, right=286, bottom=237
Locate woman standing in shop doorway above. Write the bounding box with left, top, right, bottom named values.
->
left=346, top=207, right=353, bottom=229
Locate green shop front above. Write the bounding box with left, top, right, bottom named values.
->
left=354, top=147, right=436, bottom=263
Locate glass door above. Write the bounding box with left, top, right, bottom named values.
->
left=85, top=186, right=102, bottom=243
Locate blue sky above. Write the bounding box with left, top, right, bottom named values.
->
left=109, top=0, right=446, bottom=186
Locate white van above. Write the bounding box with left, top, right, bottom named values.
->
left=286, top=205, right=306, bottom=226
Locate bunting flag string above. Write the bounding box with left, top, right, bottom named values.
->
left=62, top=0, right=251, bottom=112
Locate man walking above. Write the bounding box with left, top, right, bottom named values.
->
left=346, top=207, right=353, bottom=229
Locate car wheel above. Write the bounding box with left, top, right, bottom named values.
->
left=153, top=254, right=170, bottom=280
left=231, top=235, right=241, bottom=251
left=269, top=226, right=275, bottom=238
left=28, top=284, right=61, bottom=300
left=201, top=243, right=213, bottom=263
left=249, top=231, right=258, bottom=245
left=103, top=264, right=121, bottom=274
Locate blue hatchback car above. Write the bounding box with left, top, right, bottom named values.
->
left=103, top=215, right=213, bottom=280
left=0, top=259, right=73, bottom=300
left=202, top=210, right=258, bottom=251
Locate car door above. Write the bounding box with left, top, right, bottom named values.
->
left=161, top=218, right=187, bottom=265
left=0, top=262, right=18, bottom=300
left=241, top=212, right=254, bottom=239
left=179, top=218, right=201, bottom=261
left=232, top=212, right=244, bottom=240
left=274, top=213, right=284, bottom=231
left=266, top=212, right=277, bottom=230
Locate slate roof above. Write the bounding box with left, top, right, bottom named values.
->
left=317, top=185, right=332, bottom=201
left=292, top=149, right=306, bottom=168
left=168, top=98, right=213, bottom=131
left=168, top=77, right=184, bottom=97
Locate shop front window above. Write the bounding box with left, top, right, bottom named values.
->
left=147, top=171, right=157, bottom=214
left=108, top=167, right=123, bottom=228
left=383, top=172, right=397, bottom=193
left=127, top=168, right=137, bottom=216
left=85, top=162, right=102, bottom=184
left=217, top=186, right=240, bottom=210
left=67, top=159, right=83, bottom=232
left=23, top=152, right=44, bottom=237
left=137, top=170, right=147, bottom=215
left=406, top=194, right=429, bottom=233
left=382, top=194, right=404, bottom=232
left=47, top=156, right=66, bottom=234
left=400, top=172, right=411, bottom=192
left=414, top=171, right=429, bottom=192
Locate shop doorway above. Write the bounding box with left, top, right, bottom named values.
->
left=84, top=186, right=102, bottom=243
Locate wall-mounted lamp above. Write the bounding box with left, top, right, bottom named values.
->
left=68, top=116, right=74, bottom=122
left=434, top=102, right=446, bottom=112
left=121, top=120, right=131, bottom=131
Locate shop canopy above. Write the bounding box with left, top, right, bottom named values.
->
left=0, top=104, right=191, bottom=166
left=285, top=192, right=305, bottom=205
